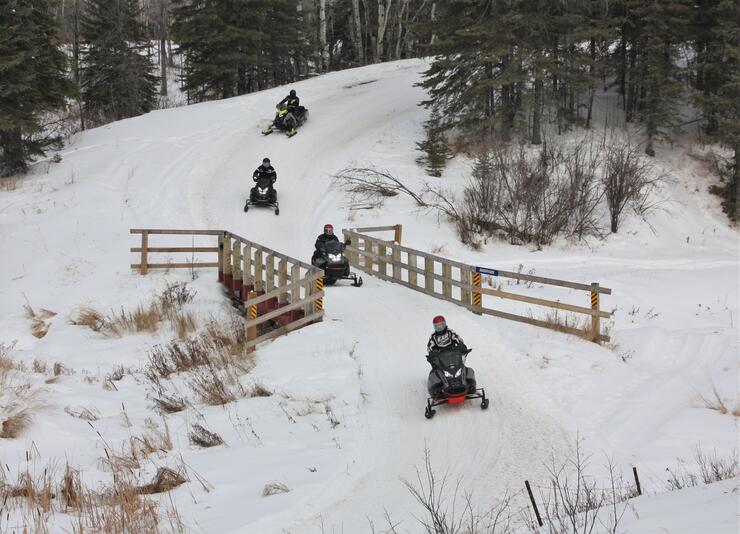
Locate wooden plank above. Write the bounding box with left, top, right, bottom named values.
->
left=378, top=242, right=388, bottom=277
left=130, top=247, right=219, bottom=253
left=345, top=230, right=469, bottom=269
left=223, top=234, right=232, bottom=278
left=479, top=287, right=610, bottom=318
left=245, top=292, right=324, bottom=329
left=129, top=263, right=210, bottom=271
left=477, top=307, right=587, bottom=338
left=245, top=271, right=324, bottom=308
left=228, top=231, right=314, bottom=271
left=244, top=311, right=324, bottom=350
left=347, top=245, right=471, bottom=290
left=476, top=266, right=612, bottom=295
left=590, top=282, right=601, bottom=341
left=232, top=240, right=241, bottom=281
left=352, top=225, right=399, bottom=233
left=394, top=224, right=403, bottom=244
left=392, top=247, right=402, bottom=280
left=130, top=229, right=223, bottom=236
left=362, top=238, right=374, bottom=271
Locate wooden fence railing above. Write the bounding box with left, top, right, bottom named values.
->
left=130, top=229, right=324, bottom=350
left=343, top=225, right=612, bottom=343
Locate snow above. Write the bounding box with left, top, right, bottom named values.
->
left=0, top=59, right=738, bottom=533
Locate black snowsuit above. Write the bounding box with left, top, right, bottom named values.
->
left=312, top=233, right=339, bottom=264
left=278, top=94, right=300, bottom=112
left=426, top=328, right=465, bottom=369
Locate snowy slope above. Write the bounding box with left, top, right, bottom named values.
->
left=0, top=59, right=738, bottom=533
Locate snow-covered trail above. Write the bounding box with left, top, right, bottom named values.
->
left=1, top=59, right=737, bottom=533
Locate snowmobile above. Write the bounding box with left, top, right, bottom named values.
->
left=261, top=103, right=309, bottom=137
left=312, top=240, right=363, bottom=286
left=244, top=176, right=279, bottom=215
left=424, top=347, right=488, bottom=419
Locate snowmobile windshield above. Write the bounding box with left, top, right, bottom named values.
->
left=323, top=241, right=344, bottom=255
left=431, top=348, right=465, bottom=371
left=256, top=176, right=273, bottom=188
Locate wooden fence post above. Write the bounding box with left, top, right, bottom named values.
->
left=525, top=480, right=543, bottom=527
left=424, top=256, right=435, bottom=293
left=241, top=245, right=252, bottom=301
left=265, top=254, right=275, bottom=292
left=363, top=237, right=374, bottom=271
left=314, top=276, right=324, bottom=313
left=408, top=253, right=418, bottom=287
left=217, top=234, right=225, bottom=282
left=590, top=283, right=600, bottom=342
left=223, top=233, right=232, bottom=288
left=253, top=249, right=264, bottom=292
left=231, top=240, right=241, bottom=295
left=278, top=258, right=289, bottom=304
left=291, top=264, right=301, bottom=303
left=442, top=263, right=452, bottom=298
left=460, top=267, right=471, bottom=307
left=394, top=224, right=403, bottom=244
left=392, top=245, right=402, bottom=281
left=632, top=467, right=642, bottom=495
left=140, top=230, right=149, bottom=275
left=378, top=242, right=388, bottom=277
left=246, top=291, right=258, bottom=352
left=471, top=269, right=482, bottom=314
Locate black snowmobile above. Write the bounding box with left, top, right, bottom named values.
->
left=312, top=241, right=362, bottom=286
left=425, top=347, right=488, bottom=419
left=262, top=103, right=309, bottom=137
left=244, top=176, right=279, bottom=215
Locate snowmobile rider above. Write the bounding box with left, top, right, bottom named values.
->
left=253, top=157, right=277, bottom=185
left=278, top=89, right=300, bottom=113
left=426, top=315, right=466, bottom=369
left=312, top=224, right=339, bottom=265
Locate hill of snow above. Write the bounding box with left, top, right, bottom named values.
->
left=0, top=59, right=737, bottom=533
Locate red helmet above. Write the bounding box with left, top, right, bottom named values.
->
left=433, top=315, right=447, bottom=333
left=323, top=224, right=334, bottom=235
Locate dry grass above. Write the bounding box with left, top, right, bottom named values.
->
left=64, top=405, right=101, bottom=421
left=72, top=282, right=197, bottom=338
left=189, top=423, right=224, bottom=448
left=153, top=395, right=186, bottom=414
left=0, top=460, right=188, bottom=533
left=1, top=410, right=33, bottom=438
left=188, top=365, right=246, bottom=406
left=261, top=481, right=290, bottom=497
left=537, top=309, right=591, bottom=336
left=24, top=302, right=57, bottom=339
left=250, top=381, right=272, bottom=398
left=699, top=385, right=740, bottom=417
left=145, top=317, right=252, bottom=384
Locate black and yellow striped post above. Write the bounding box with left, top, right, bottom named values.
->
left=314, top=277, right=324, bottom=312
left=589, top=283, right=600, bottom=342
left=472, top=270, right=483, bottom=315
left=246, top=291, right=258, bottom=348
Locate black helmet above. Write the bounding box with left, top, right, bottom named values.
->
left=262, top=157, right=270, bottom=167
left=289, top=89, right=296, bottom=97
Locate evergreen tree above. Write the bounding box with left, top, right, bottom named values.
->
left=80, top=0, right=157, bottom=124
left=692, top=0, right=739, bottom=219
left=415, top=107, right=450, bottom=177
left=0, top=0, right=74, bottom=176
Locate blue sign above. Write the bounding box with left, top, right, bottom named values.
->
left=475, top=266, right=499, bottom=276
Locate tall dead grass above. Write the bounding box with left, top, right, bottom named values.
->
left=0, top=461, right=187, bottom=533
left=0, top=360, right=44, bottom=439
left=699, top=385, right=740, bottom=417
left=71, top=282, right=197, bottom=338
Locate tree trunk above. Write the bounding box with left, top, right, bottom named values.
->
left=429, top=2, right=436, bottom=45
left=394, top=0, right=408, bottom=59
left=532, top=78, right=543, bottom=145
left=351, top=0, right=365, bottom=64
left=159, top=38, right=167, bottom=96
left=318, top=0, right=328, bottom=71
left=376, top=0, right=392, bottom=63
